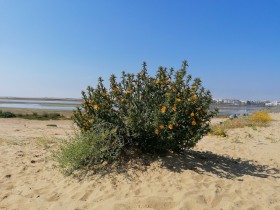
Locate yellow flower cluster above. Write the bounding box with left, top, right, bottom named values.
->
left=125, top=89, right=133, bottom=94
left=161, top=106, right=166, bottom=113
left=93, top=104, right=99, bottom=110
left=154, top=129, right=159, bottom=135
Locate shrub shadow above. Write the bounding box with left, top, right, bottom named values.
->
left=158, top=150, right=280, bottom=179
left=80, top=150, right=280, bottom=181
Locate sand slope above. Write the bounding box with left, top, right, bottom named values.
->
left=1, top=115, right=280, bottom=210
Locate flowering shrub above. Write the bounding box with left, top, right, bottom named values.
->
left=73, top=61, right=216, bottom=155
left=249, top=111, right=272, bottom=125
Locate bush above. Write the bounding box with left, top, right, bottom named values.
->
left=0, top=110, right=16, bottom=118
left=17, top=112, right=63, bottom=120
left=74, top=61, right=216, bottom=153
left=58, top=61, right=216, bottom=173
left=54, top=123, right=124, bottom=175
left=249, top=110, right=272, bottom=125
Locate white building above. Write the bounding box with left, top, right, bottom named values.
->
left=265, top=101, right=280, bottom=106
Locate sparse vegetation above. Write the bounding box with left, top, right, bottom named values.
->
left=210, top=110, right=273, bottom=137
left=0, top=110, right=65, bottom=120
left=35, top=137, right=60, bottom=149
left=0, top=110, right=16, bottom=118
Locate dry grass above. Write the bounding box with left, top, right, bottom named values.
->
left=249, top=110, right=273, bottom=125
left=34, top=137, right=62, bottom=149
left=210, top=111, right=273, bottom=137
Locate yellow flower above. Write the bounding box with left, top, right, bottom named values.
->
left=154, top=129, right=159, bottom=135
left=93, top=104, right=99, bottom=110
left=161, top=106, right=167, bottom=113
left=175, top=123, right=179, bottom=127
left=168, top=124, right=173, bottom=130
left=191, top=120, right=197, bottom=126
left=156, top=80, right=160, bottom=84
left=192, top=95, right=197, bottom=101
left=172, top=105, right=177, bottom=111
left=175, top=98, right=181, bottom=102
left=190, top=112, right=195, bottom=117
left=126, top=90, right=133, bottom=94
left=159, top=125, right=164, bottom=129
left=121, top=98, right=126, bottom=103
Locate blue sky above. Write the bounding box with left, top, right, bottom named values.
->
left=0, top=0, right=279, bottom=100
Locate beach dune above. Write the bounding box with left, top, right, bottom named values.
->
left=1, top=115, right=280, bottom=210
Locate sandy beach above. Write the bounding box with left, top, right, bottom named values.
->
left=1, top=114, right=280, bottom=210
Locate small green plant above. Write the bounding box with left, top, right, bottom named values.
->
left=46, top=124, right=58, bottom=127
left=0, top=110, right=16, bottom=118
left=54, top=123, right=124, bottom=174
left=210, top=125, right=227, bottom=137
left=231, top=137, right=243, bottom=144
left=0, top=110, right=64, bottom=120
left=17, top=112, right=64, bottom=120
left=35, top=137, right=59, bottom=149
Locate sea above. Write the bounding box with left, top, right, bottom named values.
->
left=0, top=98, right=81, bottom=111
left=0, top=98, right=266, bottom=115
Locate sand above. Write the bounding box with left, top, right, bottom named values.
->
left=0, top=115, right=280, bottom=210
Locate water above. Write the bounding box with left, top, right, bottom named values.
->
left=0, top=99, right=80, bottom=105
left=0, top=99, right=81, bottom=111
left=0, top=103, right=77, bottom=111
left=0, top=99, right=266, bottom=113
left=217, top=106, right=264, bottom=115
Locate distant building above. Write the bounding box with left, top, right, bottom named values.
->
left=213, top=98, right=241, bottom=105
left=213, top=98, right=269, bottom=106
left=265, top=101, right=280, bottom=106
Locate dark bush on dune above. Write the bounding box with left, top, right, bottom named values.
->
left=55, top=61, right=217, bottom=174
